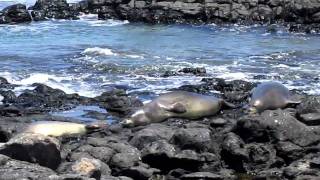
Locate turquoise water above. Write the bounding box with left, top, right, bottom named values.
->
left=1, top=14, right=320, bottom=99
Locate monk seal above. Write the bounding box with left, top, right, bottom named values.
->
left=23, top=121, right=105, bottom=137
left=249, top=81, right=300, bottom=113
left=122, top=91, right=235, bottom=127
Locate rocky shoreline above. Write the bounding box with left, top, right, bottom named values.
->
left=0, top=71, right=320, bottom=179
left=1, top=0, right=320, bottom=33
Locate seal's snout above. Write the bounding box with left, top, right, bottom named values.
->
left=120, top=119, right=134, bottom=128
left=86, top=122, right=108, bottom=131
left=243, top=104, right=258, bottom=114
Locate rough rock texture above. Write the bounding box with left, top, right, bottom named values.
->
left=0, top=77, right=320, bottom=179
left=68, top=0, right=320, bottom=32
left=0, top=0, right=319, bottom=33
left=0, top=154, right=57, bottom=179
left=94, top=89, right=143, bottom=117
left=0, top=4, right=32, bottom=24
left=30, top=0, right=79, bottom=20
left=0, top=133, right=61, bottom=169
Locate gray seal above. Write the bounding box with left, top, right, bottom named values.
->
left=249, top=81, right=300, bottom=113
left=123, top=91, right=235, bottom=126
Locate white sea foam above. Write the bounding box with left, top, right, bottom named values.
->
left=82, top=47, right=117, bottom=56
left=0, top=72, right=100, bottom=97
left=0, top=95, right=3, bottom=105
left=274, top=64, right=290, bottom=68
left=125, top=54, right=144, bottom=59
left=77, top=14, right=129, bottom=27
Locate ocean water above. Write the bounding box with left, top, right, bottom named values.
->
left=1, top=14, right=320, bottom=99
left=1, top=1, right=320, bottom=121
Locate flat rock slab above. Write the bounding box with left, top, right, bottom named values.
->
left=299, top=113, right=320, bottom=126
left=181, top=172, right=223, bottom=180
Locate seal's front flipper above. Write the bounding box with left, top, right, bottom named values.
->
left=286, top=99, right=301, bottom=105
left=85, top=122, right=107, bottom=131
left=222, top=100, right=236, bottom=109
left=165, top=103, right=187, bottom=113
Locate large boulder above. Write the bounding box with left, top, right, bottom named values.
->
left=0, top=4, right=32, bottom=24
left=15, top=83, right=89, bottom=113
left=170, top=127, right=212, bottom=152
left=31, top=0, right=79, bottom=20
left=130, top=124, right=175, bottom=150
left=0, top=154, right=56, bottom=179
left=235, top=109, right=320, bottom=147
left=95, top=89, right=143, bottom=117
left=0, top=133, right=61, bottom=169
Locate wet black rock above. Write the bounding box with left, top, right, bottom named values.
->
left=0, top=4, right=32, bottom=24
left=0, top=90, right=17, bottom=104
left=0, top=77, right=9, bottom=85
left=162, top=67, right=206, bottom=77
left=179, top=67, right=206, bottom=76
left=0, top=133, right=61, bottom=169
left=13, top=83, right=90, bottom=113
left=95, top=89, right=143, bottom=117
left=31, top=0, right=79, bottom=20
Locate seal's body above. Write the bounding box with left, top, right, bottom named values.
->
left=249, top=82, right=300, bottom=112
left=23, top=121, right=101, bottom=137
left=124, top=91, right=235, bottom=126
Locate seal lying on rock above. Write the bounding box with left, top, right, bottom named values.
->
left=249, top=82, right=300, bottom=113
left=123, top=91, right=235, bottom=127
left=23, top=121, right=104, bottom=137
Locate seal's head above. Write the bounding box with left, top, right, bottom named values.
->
left=121, top=109, right=150, bottom=127
left=248, top=99, right=263, bottom=114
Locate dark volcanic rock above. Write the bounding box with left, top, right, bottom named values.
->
left=0, top=4, right=32, bottom=24
left=0, top=133, right=61, bottom=169
left=170, top=127, right=212, bottom=152
left=31, top=0, right=79, bottom=20
left=181, top=172, right=223, bottom=180
left=162, top=67, right=206, bottom=77
left=120, top=164, right=160, bottom=180
left=130, top=124, right=174, bottom=150
left=70, top=157, right=111, bottom=179
left=1, top=0, right=320, bottom=33
left=13, top=83, right=89, bottom=113
left=236, top=109, right=320, bottom=147
left=220, top=132, right=248, bottom=172
left=298, top=113, right=320, bottom=126
left=296, top=95, right=320, bottom=114
left=0, top=154, right=57, bottom=179
left=0, top=90, right=17, bottom=104
left=95, top=89, right=143, bottom=117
